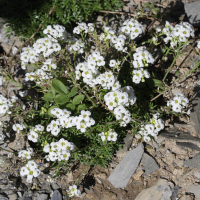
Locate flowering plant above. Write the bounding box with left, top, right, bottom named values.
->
left=0, top=15, right=198, bottom=197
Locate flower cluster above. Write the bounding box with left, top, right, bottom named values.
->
left=0, top=94, right=12, bottom=115
left=98, top=130, right=118, bottom=142
left=100, top=19, right=143, bottom=51
left=67, top=185, right=81, bottom=198
left=95, top=71, right=121, bottom=90
left=160, top=21, right=194, bottom=48
left=121, top=18, right=144, bottom=40
left=12, top=123, right=26, bottom=133
left=20, top=160, right=41, bottom=183
left=68, top=39, right=85, bottom=54
left=20, top=25, right=65, bottom=69
left=100, top=27, right=128, bottom=52
left=18, top=147, right=33, bottom=159
left=167, top=92, right=189, bottom=113
left=28, top=124, right=44, bottom=143
left=47, top=108, right=95, bottom=135
left=75, top=51, right=105, bottom=87
left=24, top=58, right=55, bottom=85
left=138, top=113, right=164, bottom=142
left=73, top=22, right=94, bottom=34
left=104, top=86, right=136, bottom=126
left=43, top=138, right=75, bottom=162
left=132, top=68, right=150, bottom=84
left=132, top=46, right=154, bottom=84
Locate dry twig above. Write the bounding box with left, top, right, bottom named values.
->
left=100, top=10, right=136, bottom=17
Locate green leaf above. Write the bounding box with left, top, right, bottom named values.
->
left=55, top=94, right=69, bottom=105
left=69, top=86, right=78, bottom=97
left=175, top=70, right=179, bottom=76
left=43, top=93, right=53, bottom=101
left=48, top=106, right=58, bottom=116
left=51, top=86, right=56, bottom=97
left=66, top=103, right=75, bottom=110
left=52, top=79, right=68, bottom=95
left=77, top=104, right=87, bottom=111
left=153, top=79, right=164, bottom=88
left=73, top=95, right=85, bottom=105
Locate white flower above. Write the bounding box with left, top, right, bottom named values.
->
left=19, top=91, right=27, bottom=97
left=67, top=185, right=81, bottom=197
left=12, top=124, right=24, bottom=133
left=197, top=40, right=200, bottom=49
left=28, top=130, right=38, bottom=143
left=109, top=59, right=116, bottom=67
left=172, top=104, right=182, bottom=113
left=107, top=132, right=118, bottom=141
left=53, top=43, right=61, bottom=51
left=43, top=25, right=53, bottom=35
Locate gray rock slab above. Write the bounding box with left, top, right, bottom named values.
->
left=177, top=142, right=200, bottom=151
left=108, top=143, right=144, bottom=188
left=116, top=133, right=133, bottom=155
left=135, top=179, right=174, bottom=200
left=141, top=153, right=159, bottom=175
left=171, top=186, right=180, bottom=200
left=194, top=171, right=200, bottom=179
left=190, top=85, right=200, bottom=136
left=185, top=1, right=200, bottom=26
left=188, top=184, right=200, bottom=199
left=51, top=183, right=60, bottom=190
left=191, top=55, right=200, bottom=69
left=37, top=194, right=48, bottom=200
left=184, top=153, right=200, bottom=169
left=51, top=190, right=62, bottom=200
left=159, top=128, right=200, bottom=141
left=0, top=194, right=9, bottom=200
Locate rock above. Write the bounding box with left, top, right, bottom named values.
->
left=135, top=179, right=174, bottom=200
left=194, top=171, right=200, bottom=179
left=159, top=128, right=200, bottom=141
left=171, top=186, right=180, bottom=200
left=37, top=194, right=48, bottom=200
left=51, top=183, right=60, bottom=190
left=176, top=142, right=200, bottom=151
left=191, top=55, right=200, bottom=69
left=153, top=140, right=159, bottom=150
left=116, top=133, right=133, bottom=156
left=8, top=193, right=18, bottom=200
left=179, top=195, right=194, bottom=200
left=51, top=190, right=62, bottom=200
left=1, top=43, right=11, bottom=54
left=185, top=1, right=200, bottom=26
left=190, top=85, right=200, bottom=136
left=140, top=153, right=159, bottom=175
left=0, top=20, right=24, bottom=55
left=188, top=184, right=200, bottom=199
left=0, top=194, right=9, bottom=200
left=108, top=143, right=144, bottom=188
left=184, top=153, right=200, bottom=169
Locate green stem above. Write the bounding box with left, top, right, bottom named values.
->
left=162, top=45, right=181, bottom=82
left=158, top=46, right=171, bottom=69
left=0, top=147, right=17, bottom=154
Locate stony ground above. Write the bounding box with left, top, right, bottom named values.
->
left=1, top=0, right=200, bottom=200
